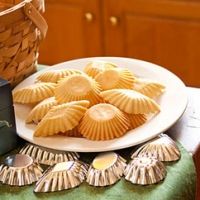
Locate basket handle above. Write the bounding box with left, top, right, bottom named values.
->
left=23, top=2, right=48, bottom=39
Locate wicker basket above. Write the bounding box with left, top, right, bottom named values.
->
left=0, top=0, right=48, bottom=87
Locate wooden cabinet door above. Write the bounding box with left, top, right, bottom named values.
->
left=103, top=0, right=200, bottom=87
left=39, top=0, right=103, bottom=65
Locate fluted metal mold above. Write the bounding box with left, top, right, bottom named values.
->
left=19, top=144, right=80, bottom=165
left=0, top=154, right=43, bottom=186
left=34, top=160, right=88, bottom=192
left=131, top=134, right=180, bottom=161
left=124, top=156, right=166, bottom=185
left=86, top=152, right=126, bottom=186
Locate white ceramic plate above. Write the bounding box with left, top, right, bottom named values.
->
left=13, top=57, right=187, bottom=152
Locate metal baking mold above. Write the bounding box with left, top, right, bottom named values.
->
left=0, top=154, right=43, bottom=186
left=19, top=143, right=80, bottom=165
left=86, top=152, right=126, bottom=187
left=131, top=134, right=180, bottom=161
left=34, top=160, right=88, bottom=192
left=124, top=155, right=166, bottom=185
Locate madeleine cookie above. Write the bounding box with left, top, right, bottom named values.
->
left=34, top=100, right=90, bottom=137
left=95, top=68, right=135, bottom=90
left=26, top=97, right=58, bottom=124
left=100, top=89, right=160, bottom=114
left=125, top=113, right=147, bottom=129
left=79, top=103, right=130, bottom=140
left=60, top=126, right=83, bottom=137
left=13, top=83, right=56, bottom=104
left=36, top=69, right=82, bottom=83
left=55, top=74, right=102, bottom=105
left=84, top=61, right=117, bottom=78
left=133, top=78, right=165, bottom=98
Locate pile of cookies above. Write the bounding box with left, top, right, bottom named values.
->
left=13, top=61, right=165, bottom=141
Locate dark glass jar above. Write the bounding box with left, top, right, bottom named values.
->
left=0, top=78, right=18, bottom=155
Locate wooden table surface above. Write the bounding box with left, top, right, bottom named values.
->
left=167, top=87, right=200, bottom=200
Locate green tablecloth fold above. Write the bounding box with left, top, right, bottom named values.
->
left=0, top=143, right=196, bottom=200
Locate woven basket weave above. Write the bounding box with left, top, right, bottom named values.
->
left=0, top=0, right=48, bottom=87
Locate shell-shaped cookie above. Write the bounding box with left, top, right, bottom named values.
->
left=55, top=74, right=102, bottom=106
left=126, top=113, right=147, bottom=129
left=26, top=97, right=58, bottom=124
left=34, top=100, right=90, bottom=137
left=67, top=127, right=83, bottom=137
left=36, top=69, right=82, bottom=83
left=79, top=103, right=130, bottom=140
left=13, top=83, right=56, bottom=104
left=95, top=68, right=135, bottom=90
left=100, top=89, right=160, bottom=114
left=84, top=61, right=117, bottom=78
left=60, top=126, right=83, bottom=138
left=133, top=78, right=165, bottom=98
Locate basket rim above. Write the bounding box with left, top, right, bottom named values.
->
left=0, top=0, right=32, bottom=17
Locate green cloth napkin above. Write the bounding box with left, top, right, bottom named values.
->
left=0, top=143, right=196, bottom=200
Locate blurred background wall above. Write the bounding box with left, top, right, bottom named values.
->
left=38, top=0, right=200, bottom=87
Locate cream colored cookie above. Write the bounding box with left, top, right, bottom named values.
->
left=36, top=69, right=82, bottom=83
left=125, top=113, right=147, bottom=129
left=13, top=82, right=56, bottom=104
left=26, top=97, right=58, bottom=124
left=133, top=78, right=165, bottom=98
left=95, top=68, right=135, bottom=90
left=100, top=89, right=160, bottom=114
left=60, top=126, right=83, bottom=137
left=84, top=61, right=117, bottom=78
left=55, top=74, right=102, bottom=106
left=79, top=103, right=130, bottom=140
left=34, top=100, right=89, bottom=137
